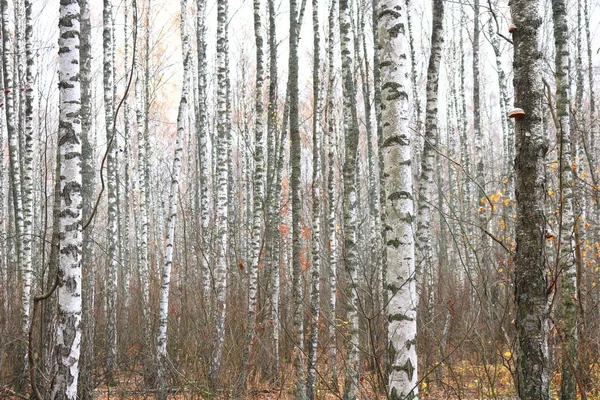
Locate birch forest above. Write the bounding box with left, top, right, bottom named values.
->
left=1, top=0, right=600, bottom=398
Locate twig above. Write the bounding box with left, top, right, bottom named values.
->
left=82, top=13, right=138, bottom=231
left=487, top=0, right=513, bottom=44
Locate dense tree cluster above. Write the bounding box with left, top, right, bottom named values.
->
left=0, top=0, right=598, bottom=399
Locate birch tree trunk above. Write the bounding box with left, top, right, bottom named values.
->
left=21, top=0, right=34, bottom=351
left=195, top=0, right=211, bottom=304
left=210, top=0, right=229, bottom=387
left=121, top=0, right=133, bottom=312
left=51, top=1, right=82, bottom=397
left=289, top=0, right=305, bottom=397
left=1, top=0, right=25, bottom=358
left=103, top=0, right=119, bottom=381
left=132, top=0, right=152, bottom=372
left=265, top=0, right=281, bottom=382
left=156, top=2, right=190, bottom=397
left=78, top=0, right=96, bottom=397
left=339, top=0, right=361, bottom=397
left=307, top=0, right=323, bottom=396
left=415, top=0, right=444, bottom=304
left=550, top=0, right=578, bottom=397
left=325, top=0, right=339, bottom=390
left=377, top=0, right=419, bottom=398
left=511, top=0, right=550, bottom=395
left=238, top=0, right=266, bottom=391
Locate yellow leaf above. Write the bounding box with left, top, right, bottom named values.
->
left=547, top=189, right=554, bottom=196
left=498, top=268, right=504, bottom=273
left=504, top=351, right=512, bottom=358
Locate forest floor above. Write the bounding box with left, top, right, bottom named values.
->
left=5, top=360, right=600, bottom=399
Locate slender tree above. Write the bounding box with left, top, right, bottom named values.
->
left=265, top=0, right=281, bottom=382
left=238, top=0, right=266, bottom=391
left=21, top=0, right=34, bottom=351
left=550, top=0, right=578, bottom=396
left=339, top=0, right=361, bottom=397
left=195, top=0, right=211, bottom=305
left=289, top=0, right=306, bottom=396
left=307, top=0, right=323, bottom=396
left=210, top=0, right=229, bottom=388
left=103, top=0, right=119, bottom=381
left=1, top=0, right=25, bottom=358
left=415, top=0, right=444, bottom=301
left=78, top=0, right=96, bottom=397
left=325, top=0, right=339, bottom=390
left=155, top=0, right=190, bottom=397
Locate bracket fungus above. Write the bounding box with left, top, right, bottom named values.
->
left=508, top=108, right=526, bottom=119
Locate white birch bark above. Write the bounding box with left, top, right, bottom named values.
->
left=103, top=0, right=119, bottom=380
left=339, top=0, right=360, bottom=397
left=195, top=0, right=211, bottom=304
left=1, top=0, right=25, bottom=347
left=306, top=0, right=323, bottom=396
left=78, top=0, right=96, bottom=397
left=289, top=0, right=306, bottom=396
left=325, top=0, right=338, bottom=389
left=238, top=0, right=266, bottom=391
left=134, top=0, right=151, bottom=357
left=20, top=0, right=34, bottom=347
left=415, top=0, right=444, bottom=306
left=51, top=1, right=82, bottom=397
left=121, top=0, right=133, bottom=310
left=265, top=0, right=281, bottom=381
left=377, top=0, right=418, bottom=398
left=210, top=0, right=229, bottom=387
left=156, top=2, right=190, bottom=397
left=550, top=0, right=578, bottom=397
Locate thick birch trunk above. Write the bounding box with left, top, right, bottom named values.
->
left=377, top=0, right=419, bottom=398
left=51, top=1, right=82, bottom=397
left=511, top=0, right=550, bottom=396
